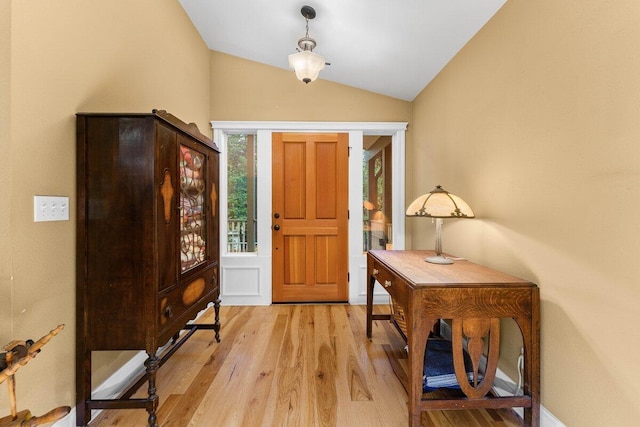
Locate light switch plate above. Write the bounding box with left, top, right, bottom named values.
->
left=34, top=196, right=70, bottom=222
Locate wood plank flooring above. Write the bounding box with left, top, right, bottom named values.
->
left=90, top=305, right=522, bottom=427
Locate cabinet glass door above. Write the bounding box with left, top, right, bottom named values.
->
left=179, top=144, right=207, bottom=272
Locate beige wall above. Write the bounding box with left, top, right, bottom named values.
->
left=1, top=1, right=12, bottom=354
left=1, top=0, right=211, bottom=416
left=410, top=0, right=640, bottom=425
left=210, top=51, right=412, bottom=122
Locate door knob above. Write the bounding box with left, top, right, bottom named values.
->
left=273, top=224, right=280, bottom=231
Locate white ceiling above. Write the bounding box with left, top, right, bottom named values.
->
left=178, top=0, right=506, bottom=101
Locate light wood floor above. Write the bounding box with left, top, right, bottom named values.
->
left=91, top=305, right=522, bottom=426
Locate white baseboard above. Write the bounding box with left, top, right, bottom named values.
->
left=54, top=350, right=147, bottom=426
left=439, top=321, right=565, bottom=427
left=492, top=368, right=566, bottom=427
left=56, top=305, right=214, bottom=426
left=541, top=408, right=566, bottom=427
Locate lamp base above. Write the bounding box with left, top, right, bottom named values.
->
left=425, top=255, right=454, bottom=265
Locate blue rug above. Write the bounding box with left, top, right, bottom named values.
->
left=423, top=339, right=478, bottom=392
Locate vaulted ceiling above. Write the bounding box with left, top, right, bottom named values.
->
left=179, top=0, right=507, bottom=101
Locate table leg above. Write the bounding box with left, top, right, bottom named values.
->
left=515, top=289, right=540, bottom=426
left=366, top=274, right=374, bottom=338
left=406, top=296, right=434, bottom=427
left=525, top=288, right=541, bottom=426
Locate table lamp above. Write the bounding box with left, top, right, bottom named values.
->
left=406, top=185, right=475, bottom=264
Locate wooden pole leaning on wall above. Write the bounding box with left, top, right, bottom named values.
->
left=0, top=324, right=71, bottom=427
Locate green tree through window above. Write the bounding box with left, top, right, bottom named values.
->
left=227, top=134, right=257, bottom=252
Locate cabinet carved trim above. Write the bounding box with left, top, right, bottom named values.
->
left=160, top=169, right=174, bottom=224
left=210, top=185, right=217, bottom=217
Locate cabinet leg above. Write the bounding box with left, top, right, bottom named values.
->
left=144, top=353, right=160, bottom=427
left=214, top=298, right=221, bottom=342
left=75, top=349, right=91, bottom=426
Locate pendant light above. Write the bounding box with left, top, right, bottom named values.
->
left=288, top=5, right=326, bottom=84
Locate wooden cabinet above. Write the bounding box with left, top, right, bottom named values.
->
left=75, top=110, right=221, bottom=427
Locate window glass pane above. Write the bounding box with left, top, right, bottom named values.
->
left=374, top=157, right=382, bottom=175
left=363, top=137, right=392, bottom=252
left=180, top=144, right=207, bottom=270
left=227, top=134, right=257, bottom=253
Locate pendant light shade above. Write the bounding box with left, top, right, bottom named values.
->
left=288, top=50, right=326, bottom=84
left=289, top=5, right=326, bottom=84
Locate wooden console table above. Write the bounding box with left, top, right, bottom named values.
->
left=366, top=250, right=540, bottom=427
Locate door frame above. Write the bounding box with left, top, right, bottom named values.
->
left=213, top=121, right=407, bottom=305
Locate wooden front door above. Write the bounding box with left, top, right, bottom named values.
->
left=272, top=132, right=349, bottom=302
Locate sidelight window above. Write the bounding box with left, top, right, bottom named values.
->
left=363, top=136, right=392, bottom=252
left=226, top=134, right=257, bottom=253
